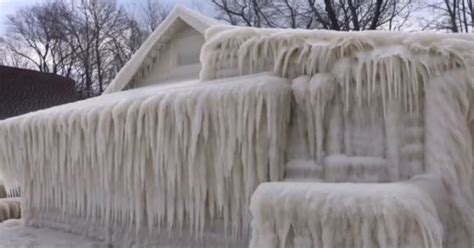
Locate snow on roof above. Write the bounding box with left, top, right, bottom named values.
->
left=104, top=6, right=219, bottom=94
left=200, top=25, right=474, bottom=81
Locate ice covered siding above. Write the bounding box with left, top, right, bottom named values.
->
left=0, top=74, right=291, bottom=245
left=199, top=25, right=474, bottom=247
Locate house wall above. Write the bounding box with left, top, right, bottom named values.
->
left=141, top=26, right=204, bottom=86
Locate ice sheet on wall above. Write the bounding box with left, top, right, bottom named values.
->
left=0, top=74, right=291, bottom=240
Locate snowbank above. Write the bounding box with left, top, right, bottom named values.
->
left=249, top=182, right=443, bottom=248
left=0, top=219, right=106, bottom=248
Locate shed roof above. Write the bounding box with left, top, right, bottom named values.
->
left=0, top=65, right=78, bottom=119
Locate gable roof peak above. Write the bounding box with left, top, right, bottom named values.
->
left=104, top=6, right=219, bottom=94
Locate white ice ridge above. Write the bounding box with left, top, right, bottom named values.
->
left=249, top=181, right=443, bottom=248
left=200, top=25, right=474, bottom=120
left=201, top=25, right=474, bottom=82
left=0, top=73, right=291, bottom=240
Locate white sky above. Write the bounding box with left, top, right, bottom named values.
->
left=0, top=0, right=210, bottom=34
left=0, top=0, right=46, bottom=32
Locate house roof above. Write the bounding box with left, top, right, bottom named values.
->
left=104, top=6, right=219, bottom=94
left=0, top=65, right=78, bottom=119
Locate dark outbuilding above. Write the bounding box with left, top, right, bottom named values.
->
left=0, top=65, right=78, bottom=120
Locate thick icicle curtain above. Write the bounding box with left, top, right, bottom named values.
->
left=201, top=26, right=474, bottom=247
left=0, top=74, right=291, bottom=238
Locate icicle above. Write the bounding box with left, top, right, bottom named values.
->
left=250, top=182, right=443, bottom=248
left=0, top=74, right=291, bottom=243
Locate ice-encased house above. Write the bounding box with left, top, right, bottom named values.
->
left=3, top=5, right=474, bottom=248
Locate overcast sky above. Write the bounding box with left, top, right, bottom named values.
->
left=0, top=0, right=210, bottom=33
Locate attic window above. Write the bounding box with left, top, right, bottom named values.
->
left=176, top=34, right=202, bottom=66
left=177, top=47, right=200, bottom=65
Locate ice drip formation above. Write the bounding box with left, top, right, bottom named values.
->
left=2, top=20, right=474, bottom=247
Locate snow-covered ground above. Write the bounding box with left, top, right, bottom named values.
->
left=0, top=220, right=106, bottom=248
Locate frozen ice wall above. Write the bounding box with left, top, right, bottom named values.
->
left=201, top=25, right=474, bottom=247
left=0, top=74, right=291, bottom=245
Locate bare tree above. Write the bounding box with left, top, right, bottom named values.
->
left=211, top=0, right=414, bottom=30
left=3, top=0, right=162, bottom=96
left=0, top=39, right=5, bottom=66
left=3, top=49, right=37, bottom=69
left=56, top=0, right=136, bottom=95
left=210, top=0, right=272, bottom=27
left=1, top=0, right=171, bottom=97
left=424, top=0, right=474, bottom=32
left=0, top=38, right=32, bottom=68
left=138, top=0, right=172, bottom=33
left=4, top=2, right=74, bottom=74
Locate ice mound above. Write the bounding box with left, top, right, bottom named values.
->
left=0, top=198, right=20, bottom=223
left=0, top=219, right=107, bottom=248
left=249, top=182, right=443, bottom=248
